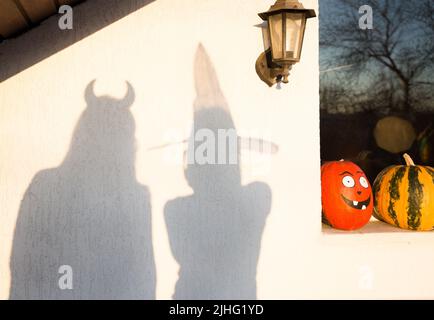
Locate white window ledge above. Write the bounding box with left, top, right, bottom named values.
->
left=322, top=219, right=434, bottom=246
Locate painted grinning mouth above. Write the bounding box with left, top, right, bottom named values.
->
left=341, top=195, right=371, bottom=210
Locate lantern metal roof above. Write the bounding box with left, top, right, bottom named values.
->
left=258, top=0, right=316, bottom=20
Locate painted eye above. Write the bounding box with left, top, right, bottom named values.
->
left=360, top=177, right=369, bottom=189
left=342, top=176, right=355, bottom=188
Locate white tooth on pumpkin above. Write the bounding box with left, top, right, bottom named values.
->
left=353, top=201, right=358, bottom=206
left=362, top=205, right=367, bottom=210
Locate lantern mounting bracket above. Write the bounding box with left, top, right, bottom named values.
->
left=256, top=50, right=293, bottom=87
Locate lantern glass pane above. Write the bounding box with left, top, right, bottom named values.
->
left=284, top=13, right=306, bottom=60
left=269, top=13, right=284, bottom=60
left=261, top=22, right=271, bottom=50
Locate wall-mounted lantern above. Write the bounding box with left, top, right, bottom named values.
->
left=256, top=0, right=316, bottom=87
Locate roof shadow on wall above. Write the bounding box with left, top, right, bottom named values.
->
left=0, top=0, right=156, bottom=83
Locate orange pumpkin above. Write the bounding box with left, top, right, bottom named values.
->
left=321, top=160, right=373, bottom=230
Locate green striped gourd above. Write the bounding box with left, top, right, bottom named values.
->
left=373, top=154, right=434, bottom=231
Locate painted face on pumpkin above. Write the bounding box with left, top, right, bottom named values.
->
left=339, top=171, right=371, bottom=211
left=321, top=160, right=374, bottom=231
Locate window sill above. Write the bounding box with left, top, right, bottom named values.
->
left=322, top=219, right=434, bottom=246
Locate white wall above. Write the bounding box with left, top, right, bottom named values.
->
left=1, top=0, right=434, bottom=300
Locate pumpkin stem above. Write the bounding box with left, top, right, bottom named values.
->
left=403, top=153, right=415, bottom=166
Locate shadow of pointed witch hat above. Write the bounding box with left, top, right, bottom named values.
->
left=148, top=44, right=278, bottom=165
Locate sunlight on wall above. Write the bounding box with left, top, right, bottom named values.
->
left=13, top=0, right=434, bottom=299
left=3, top=0, right=434, bottom=300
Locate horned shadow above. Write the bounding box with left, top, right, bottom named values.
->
left=164, top=45, right=272, bottom=300
left=9, top=81, right=156, bottom=300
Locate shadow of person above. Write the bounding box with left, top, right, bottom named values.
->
left=164, top=44, right=272, bottom=300
left=9, top=80, right=156, bottom=300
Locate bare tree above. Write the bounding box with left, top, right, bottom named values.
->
left=419, top=0, right=434, bottom=32
left=321, top=0, right=434, bottom=112
left=320, top=61, right=396, bottom=114
left=320, top=71, right=357, bottom=113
